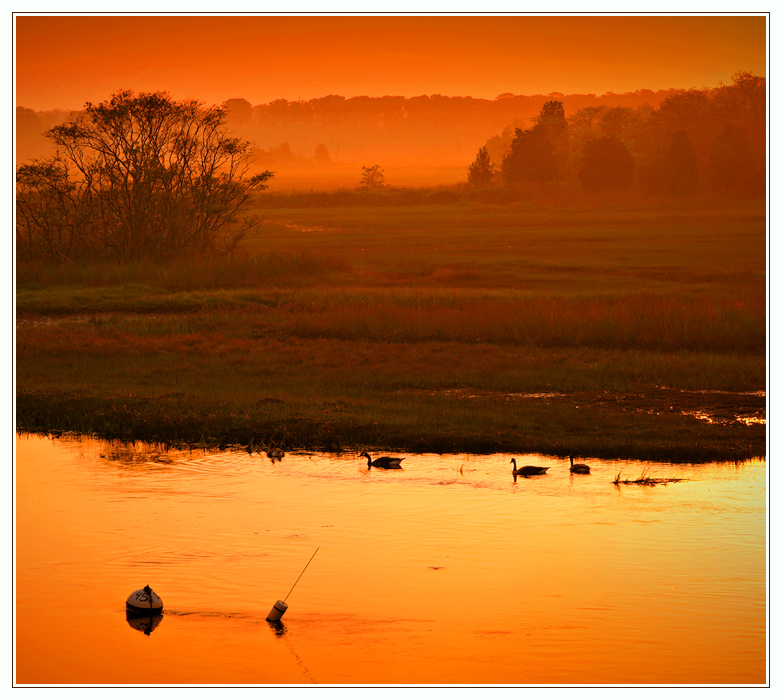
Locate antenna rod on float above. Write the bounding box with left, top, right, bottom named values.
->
left=284, top=547, right=320, bottom=602
left=266, top=547, right=320, bottom=622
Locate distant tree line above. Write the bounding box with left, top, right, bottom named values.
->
left=224, top=89, right=668, bottom=131
left=18, top=88, right=678, bottom=169
left=187, top=89, right=681, bottom=168
left=467, top=72, right=765, bottom=198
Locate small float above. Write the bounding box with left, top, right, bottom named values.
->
left=126, top=585, right=164, bottom=617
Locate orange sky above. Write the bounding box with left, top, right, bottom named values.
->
left=15, top=14, right=766, bottom=111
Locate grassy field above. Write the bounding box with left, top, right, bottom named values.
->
left=16, top=197, right=766, bottom=462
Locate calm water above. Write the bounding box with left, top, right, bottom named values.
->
left=15, top=433, right=767, bottom=685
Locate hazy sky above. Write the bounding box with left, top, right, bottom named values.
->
left=15, top=14, right=767, bottom=111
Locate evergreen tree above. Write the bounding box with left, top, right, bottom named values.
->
left=467, top=146, right=495, bottom=187
left=536, top=100, right=566, bottom=132
left=501, top=100, right=567, bottom=184
left=501, top=127, right=556, bottom=184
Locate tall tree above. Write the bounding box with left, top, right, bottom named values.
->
left=536, top=99, right=566, bottom=126
left=467, top=146, right=495, bottom=187
left=536, top=99, right=570, bottom=174
left=17, top=90, right=274, bottom=261
left=502, top=101, right=567, bottom=184
left=502, top=127, right=556, bottom=184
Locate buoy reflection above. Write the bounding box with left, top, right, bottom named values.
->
left=126, top=610, right=163, bottom=636
left=267, top=619, right=287, bottom=636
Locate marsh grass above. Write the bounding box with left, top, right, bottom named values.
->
left=16, top=200, right=766, bottom=460
left=16, top=323, right=765, bottom=461
left=16, top=289, right=764, bottom=354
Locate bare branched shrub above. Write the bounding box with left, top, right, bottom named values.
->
left=16, top=90, right=274, bottom=261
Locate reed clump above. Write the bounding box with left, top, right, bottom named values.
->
left=612, top=467, right=689, bottom=486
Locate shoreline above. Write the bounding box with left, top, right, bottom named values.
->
left=16, top=387, right=765, bottom=464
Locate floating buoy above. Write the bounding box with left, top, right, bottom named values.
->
left=126, top=585, right=164, bottom=616
left=265, top=547, right=319, bottom=623
left=266, top=599, right=289, bottom=622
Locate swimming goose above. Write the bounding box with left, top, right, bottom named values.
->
left=267, top=448, right=285, bottom=460
left=569, top=455, right=590, bottom=474
left=510, top=458, right=549, bottom=481
left=360, top=452, right=404, bottom=469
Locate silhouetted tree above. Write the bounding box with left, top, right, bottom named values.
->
left=578, top=136, right=634, bottom=192
left=467, top=146, right=495, bottom=187
left=663, top=131, right=699, bottom=195
left=637, top=130, right=698, bottom=196
left=272, top=142, right=295, bottom=162
left=708, top=125, right=759, bottom=195
left=483, top=123, right=522, bottom=164
left=314, top=143, right=331, bottom=163
left=501, top=127, right=556, bottom=184
left=359, top=164, right=385, bottom=188
left=535, top=99, right=569, bottom=150
left=16, top=155, right=84, bottom=262
left=569, top=106, right=604, bottom=134
left=501, top=101, right=568, bottom=184
left=536, top=100, right=566, bottom=129
left=16, top=90, right=274, bottom=261
left=600, top=106, right=637, bottom=140
left=223, top=97, right=253, bottom=126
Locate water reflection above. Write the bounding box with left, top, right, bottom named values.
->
left=267, top=619, right=288, bottom=636
left=15, top=433, right=767, bottom=685
left=125, top=611, right=163, bottom=636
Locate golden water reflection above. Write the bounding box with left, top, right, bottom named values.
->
left=15, top=434, right=766, bottom=685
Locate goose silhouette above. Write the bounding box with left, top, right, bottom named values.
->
left=360, top=452, right=404, bottom=469
left=510, top=458, right=549, bottom=481
left=569, top=456, right=590, bottom=474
